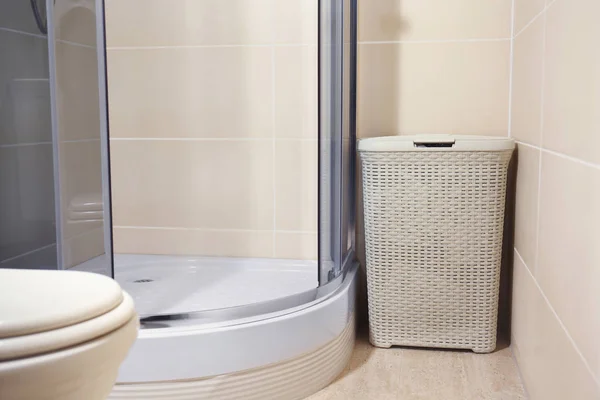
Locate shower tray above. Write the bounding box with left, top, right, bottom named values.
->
left=73, top=254, right=318, bottom=317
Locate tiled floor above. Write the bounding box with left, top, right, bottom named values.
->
left=308, top=333, right=527, bottom=400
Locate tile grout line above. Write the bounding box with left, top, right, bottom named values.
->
left=1, top=139, right=102, bottom=148
left=507, top=0, right=516, bottom=138
left=107, top=40, right=513, bottom=50
left=0, top=27, right=46, bottom=39
left=109, top=137, right=318, bottom=142
left=514, top=248, right=600, bottom=388
left=0, top=141, right=53, bottom=148
left=271, top=45, right=277, bottom=257
left=63, top=138, right=102, bottom=143
left=515, top=140, right=600, bottom=171
left=107, top=43, right=313, bottom=50
left=0, top=243, right=56, bottom=265
left=358, top=38, right=511, bottom=44
left=513, top=7, right=545, bottom=39
left=533, top=8, right=548, bottom=275
left=56, top=39, right=96, bottom=49
left=514, top=0, right=558, bottom=39
left=113, top=226, right=317, bottom=235
left=11, top=78, right=49, bottom=82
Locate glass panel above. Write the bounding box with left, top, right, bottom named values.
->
left=341, top=0, right=357, bottom=265
left=319, top=0, right=342, bottom=284
left=104, top=0, right=326, bottom=321
left=49, top=0, right=112, bottom=276
left=0, top=0, right=57, bottom=270
left=319, top=0, right=356, bottom=284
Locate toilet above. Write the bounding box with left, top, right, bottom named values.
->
left=0, top=268, right=138, bottom=400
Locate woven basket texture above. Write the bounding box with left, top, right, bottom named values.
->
left=361, top=150, right=513, bottom=353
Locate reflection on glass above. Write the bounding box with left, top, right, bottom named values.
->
left=51, top=0, right=111, bottom=276
left=0, top=0, right=57, bottom=270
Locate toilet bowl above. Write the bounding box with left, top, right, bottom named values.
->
left=0, top=269, right=138, bottom=400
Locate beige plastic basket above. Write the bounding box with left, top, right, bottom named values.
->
left=358, top=134, right=514, bottom=353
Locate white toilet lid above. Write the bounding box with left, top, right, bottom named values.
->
left=0, top=269, right=137, bottom=361
left=0, top=269, right=124, bottom=338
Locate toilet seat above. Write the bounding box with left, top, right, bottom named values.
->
left=0, top=269, right=137, bottom=361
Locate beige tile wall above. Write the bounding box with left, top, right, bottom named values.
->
left=357, top=0, right=512, bottom=139
left=105, top=0, right=318, bottom=259
left=510, top=0, right=600, bottom=397
left=355, top=0, right=512, bottom=269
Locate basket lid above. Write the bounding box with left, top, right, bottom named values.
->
left=358, top=134, right=515, bottom=152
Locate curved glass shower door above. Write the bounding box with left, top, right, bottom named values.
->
left=65, top=0, right=359, bottom=325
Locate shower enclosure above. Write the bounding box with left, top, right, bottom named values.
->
left=1, top=0, right=357, bottom=397
left=0, top=0, right=110, bottom=272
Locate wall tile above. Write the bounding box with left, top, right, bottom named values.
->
left=106, top=0, right=318, bottom=259
left=0, top=244, right=57, bottom=270
left=510, top=15, right=544, bottom=145
left=514, top=144, right=540, bottom=269
left=0, top=145, right=56, bottom=261
left=107, top=46, right=273, bottom=139
left=275, top=140, right=317, bottom=231
left=275, top=232, right=317, bottom=260
left=273, top=0, right=317, bottom=44
left=536, top=152, right=600, bottom=376
left=0, top=0, right=43, bottom=34
left=0, top=31, right=49, bottom=144
left=110, top=139, right=274, bottom=230
left=513, top=0, right=545, bottom=35
left=0, top=78, right=52, bottom=146
left=274, top=46, right=317, bottom=139
left=113, top=227, right=273, bottom=258
left=357, top=41, right=510, bottom=138
left=0, top=30, right=48, bottom=78
left=54, top=0, right=98, bottom=47
left=63, top=227, right=105, bottom=268
left=511, top=252, right=600, bottom=400
left=358, top=0, right=512, bottom=42
left=105, top=0, right=274, bottom=47
left=55, top=42, right=101, bottom=141
left=542, top=0, right=600, bottom=164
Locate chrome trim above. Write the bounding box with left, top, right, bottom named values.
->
left=46, top=0, right=63, bottom=269
left=95, top=0, right=115, bottom=278
left=139, top=261, right=355, bottom=330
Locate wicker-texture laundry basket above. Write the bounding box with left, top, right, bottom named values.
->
left=358, top=135, right=514, bottom=353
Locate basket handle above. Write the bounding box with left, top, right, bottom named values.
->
left=413, top=138, right=456, bottom=148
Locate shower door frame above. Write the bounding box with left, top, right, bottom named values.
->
left=45, top=0, right=114, bottom=276
left=318, top=0, right=357, bottom=286
left=95, top=0, right=115, bottom=278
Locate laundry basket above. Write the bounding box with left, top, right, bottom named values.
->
left=358, top=134, right=514, bottom=353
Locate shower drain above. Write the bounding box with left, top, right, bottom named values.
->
left=132, top=279, right=154, bottom=283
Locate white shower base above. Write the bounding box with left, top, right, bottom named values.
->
left=76, top=253, right=358, bottom=399
left=111, top=263, right=357, bottom=398
left=74, top=254, right=318, bottom=317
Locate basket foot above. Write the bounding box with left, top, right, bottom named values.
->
left=368, top=335, right=392, bottom=348
left=472, top=345, right=496, bottom=354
